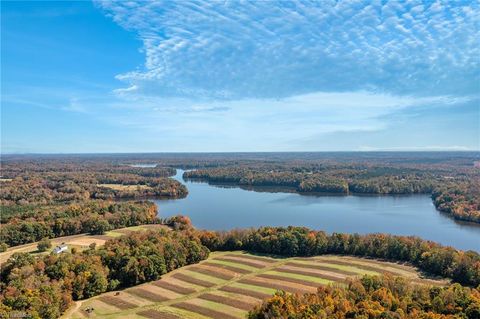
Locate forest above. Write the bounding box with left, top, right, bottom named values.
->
left=2, top=220, right=480, bottom=318
left=0, top=200, right=158, bottom=246
left=432, top=181, right=480, bottom=223
left=0, top=159, right=187, bottom=248
left=183, top=167, right=437, bottom=194
left=248, top=275, right=480, bottom=318
left=0, top=171, right=186, bottom=205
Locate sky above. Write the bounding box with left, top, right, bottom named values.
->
left=1, top=0, right=479, bottom=153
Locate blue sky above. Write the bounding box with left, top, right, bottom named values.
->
left=1, top=0, right=479, bottom=153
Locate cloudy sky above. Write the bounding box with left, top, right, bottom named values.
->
left=2, top=0, right=479, bottom=153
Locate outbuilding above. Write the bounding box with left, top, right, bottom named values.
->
left=53, top=244, right=68, bottom=254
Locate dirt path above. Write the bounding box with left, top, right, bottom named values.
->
left=0, top=224, right=168, bottom=264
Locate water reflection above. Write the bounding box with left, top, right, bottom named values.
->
left=153, top=169, right=480, bottom=251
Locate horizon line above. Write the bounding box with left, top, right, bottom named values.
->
left=1, top=150, right=480, bottom=156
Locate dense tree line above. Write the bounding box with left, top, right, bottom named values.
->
left=0, top=229, right=209, bottom=319
left=198, top=226, right=480, bottom=287
left=249, top=274, right=480, bottom=319
left=0, top=201, right=159, bottom=246
left=0, top=172, right=187, bottom=206
left=0, top=160, right=176, bottom=177
left=184, top=167, right=438, bottom=194
left=100, top=227, right=208, bottom=286
left=432, top=180, right=480, bottom=223
left=3, top=152, right=477, bottom=169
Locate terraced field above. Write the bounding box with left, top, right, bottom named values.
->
left=66, top=251, right=447, bottom=319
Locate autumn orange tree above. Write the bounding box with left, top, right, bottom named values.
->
left=248, top=275, right=480, bottom=319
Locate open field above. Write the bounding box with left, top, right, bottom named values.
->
left=66, top=251, right=448, bottom=319
left=0, top=224, right=167, bottom=264
left=97, top=183, right=152, bottom=191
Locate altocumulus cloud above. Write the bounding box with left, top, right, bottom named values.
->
left=89, top=0, right=479, bottom=151
left=95, top=0, right=479, bottom=99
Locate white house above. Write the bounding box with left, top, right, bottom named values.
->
left=53, top=244, right=68, bottom=254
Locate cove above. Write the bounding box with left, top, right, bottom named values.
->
left=154, top=169, right=480, bottom=251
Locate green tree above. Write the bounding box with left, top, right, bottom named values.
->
left=37, top=237, right=52, bottom=252
left=87, top=219, right=110, bottom=235
left=0, top=242, right=8, bottom=252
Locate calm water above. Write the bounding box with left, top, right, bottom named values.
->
left=153, top=169, right=480, bottom=251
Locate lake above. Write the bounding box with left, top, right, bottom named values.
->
left=154, top=169, right=480, bottom=251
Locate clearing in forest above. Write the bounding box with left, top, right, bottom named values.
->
left=0, top=224, right=167, bottom=264
left=66, top=251, right=448, bottom=319
left=96, top=183, right=152, bottom=191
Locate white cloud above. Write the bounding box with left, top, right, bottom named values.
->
left=87, top=1, right=479, bottom=151
left=61, top=97, right=88, bottom=113
left=96, top=91, right=473, bottom=151
left=95, top=0, right=480, bottom=99
left=358, top=145, right=476, bottom=151
left=113, top=84, right=138, bottom=95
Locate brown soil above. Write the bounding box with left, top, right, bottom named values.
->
left=63, top=237, right=107, bottom=247
left=98, top=295, right=136, bottom=310
left=214, top=257, right=267, bottom=268
left=187, top=265, right=235, bottom=280
left=137, top=309, right=182, bottom=319
left=218, top=286, right=272, bottom=300
left=258, top=273, right=343, bottom=288
left=127, top=288, right=170, bottom=302
left=198, top=293, right=256, bottom=311
left=88, top=235, right=112, bottom=241
left=151, top=280, right=197, bottom=294
left=315, top=259, right=395, bottom=275
left=285, top=261, right=358, bottom=276
left=171, top=273, right=217, bottom=288
left=172, top=302, right=239, bottom=319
